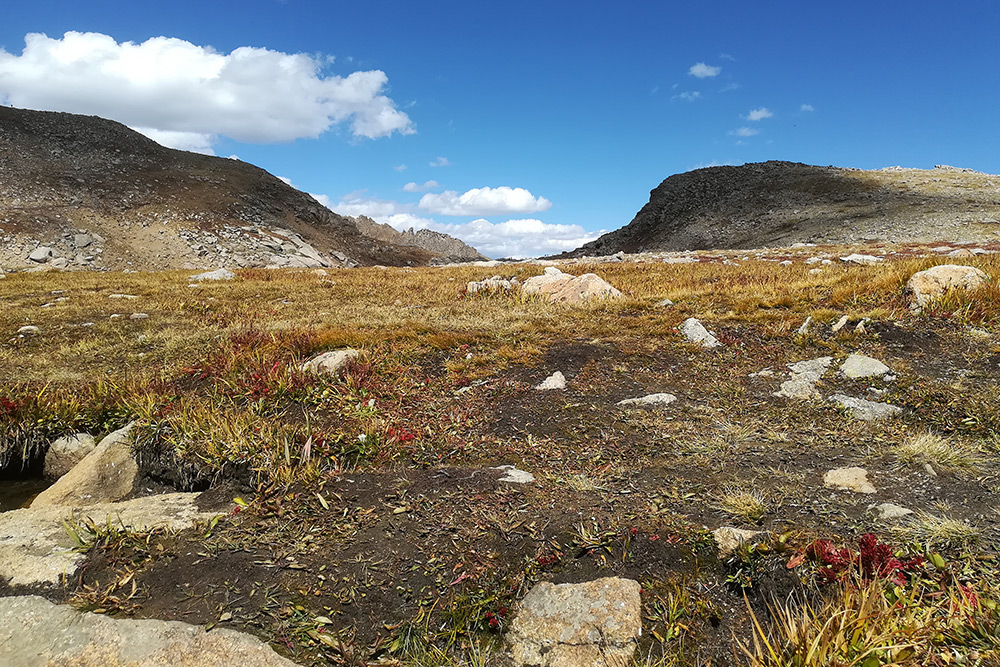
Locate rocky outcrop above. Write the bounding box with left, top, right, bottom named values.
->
left=0, top=595, right=297, bottom=666
left=507, top=577, right=642, bottom=667
left=560, top=161, right=1000, bottom=256
left=522, top=267, right=622, bottom=304
left=352, top=216, right=486, bottom=263
left=0, top=106, right=450, bottom=271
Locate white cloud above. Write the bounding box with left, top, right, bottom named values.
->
left=0, top=31, right=414, bottom=152
left=673, top=91, right=701, bottom=102
left=691, top=160, right=738, bottom=169
left=719, top=53, right=736, bottom=61
left=328, top=195, right=593, bottom=258
left=419, top=186, right=552, bottom=216
left=730, top=127, right=759, bottom=137
left=428, top=156, right=450, bottom=167
left=393, top=164, right=408, bottom=171
left=402, top=180, right=439, bottom=193
left=135, top=128, right=216, bottom=154
left=801, top=103, right=815, bottom=112
left=688, top=62, right=721, bottom=78
left=746, top=107, right=773, bottom=121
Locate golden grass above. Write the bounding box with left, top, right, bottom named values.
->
left=896, top=432, right=984, bottom=476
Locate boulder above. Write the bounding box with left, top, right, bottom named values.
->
left=906, top=264, right=989, bottom=311
left=301, top=348, right=361, bottom=376
left=467, top=275, right=520, bottom=294
left=839, top=354, right=891, bottom=379
left=507, top=577, right=642, bottom=667
left=548, top=274, right=622, bottom=304
left=0, top=595, right=297, bottom=666
left=712, top=526, right=766, bottom=558
left=535, top=371, right=566, bottom=390
left=617, top=393, right=677, bottom=407
left=774, top=357, right=833, bottom=400
left=0, top=493, right=218, bottom=587
left=823, top=467, right=876, bottom=494
left=43, top=433, right=97, bottom=480
left=523, top=267, right=574, bottom=296
left=191, top=268, right=237, bottom=281
left=840, top=254, right=882, bottom=265
left=28, top=246, right=54, bottom=263
left=680, top=318, right=721, bottom=348
left=31, top=424, right=137, bottom=508
left=830, top=394, right=902, bottom=421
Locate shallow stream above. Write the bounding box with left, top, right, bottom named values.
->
left=0, top=479, right=50, bottom=511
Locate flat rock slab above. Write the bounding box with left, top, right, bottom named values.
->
left=824, top=467, right=876, bottom=494
left=830, top=394, right=902, bottom=421
left=0, top=493, right=219, bottom=587
left=774, top=356, right=833, bottom=400
left=840, top=354, right=891, bottom=379
left=617, top=393, right=677, bottom=407
left=0, top=595, right=297, bottom=666
left=191, top=268, right=238, bottom=281
left=494, top=465, right=536, bottom=484
left=507, top=577, right=641, bottom=667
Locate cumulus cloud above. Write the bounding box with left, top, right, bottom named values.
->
left=328, top=194, right=593, bottom=258
left=428, top=156, right=451, bottom=167
left=730, top=127, right=759, bottom=137
left=418, top=186, right=552, bottom=216
left=402, top=180, right=439, bottom=193
left=746, top=107, right=773, bottom=121
left=0, top=31, right=414, bottom=151
left=673, top=91, right=701, bottom=102
left=688, top=62, right=721, bottom=78
left=801, top=103, right=815, bottom=112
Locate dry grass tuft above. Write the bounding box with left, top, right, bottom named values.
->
left=896, top=432, right=983, bottom=476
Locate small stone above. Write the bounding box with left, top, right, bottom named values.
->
left=655, top=298, right=674, bottom=308
left=840, top=254, right=882, bottom=265
left=774, top=356, right=833, bottom=400
left=17, top=325, right=39, bottom=335
left=129, top=313, right=149, bottom=320
left=494, top=465, right=535, bottom=484
left=831, top=315, right=850, bottom=333
left=535, top=371, right=566, bottom=390
left=840, top=354, right=891, bottom=379
left=796, top=316, right=812, bottom=335
left=617, top=393, right=676, bottom=407
left=873, top=503, right=913, bottom=521
left=830, top=394, right=902, bottom=421
left=680, top=317, right=721, bottom=348
left=924, top=463, right=937, bottom=477
left=712, top=526, right=766, bottom=557
left=301, top=349, right=361, bottom=376
left=824, top=467, right=876, bottom=494
left=108, top=294, right=139, bottom=300
left=28, top=246, right=54, bottom=263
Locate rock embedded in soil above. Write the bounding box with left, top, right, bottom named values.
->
left=190, top=267, right=238, bottom=282
left=31, top=423, right=137, bottom=508
left=507, top=577, right=642, bottom=667
left=43, top=433, right=97, bottom=481
left=467, top=275, right=520, bottom=294
left=839, top=354, right=891, bottom=379
left=829, top=393, right=902, bottom=421
left=711, top=527, right=766, bottom=558
left=823, top=467, right=876, bottom=494
left=301, top=348, right=360, bottom=376
left=840, top=253, right=882, bottom=265
left=617, top=393, right=677, bottom=407
left=680, top=317, right=721, bottom=348
left=0, top=493, right=219, bottom=587
left=535, top=371, right=567, bottom=390
left=906, top=264, right=989, bottom=311
left=774, top=356, right=833, bottom=400
left=873, top=503, right=913, bottom=521
left=0, top=595, right=297, bottom=666
left=494, top=465, right=536, bottom=484
left=17, top=325, right=40, bottom=335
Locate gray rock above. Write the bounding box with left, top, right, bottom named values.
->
left=0, top=493, right=217, bottom=587
left=824, top=467, right=876, bottom=494
left=43, top=433, right=97, bottom=480
left=129, top=312, right=149, bottom=320
left=796, top=316, right=812, bottom=335
left=495, top=465, right=536, bottom=484
left=680, top=317, right=721, bottom=348
left=50, top=257, right=69, bottom=269
left=28, top=246, right=54, bottom=263
left=0, top=595, right=297, bottom=666
left=873, top=503, right=913, bottom=521
left=830, top=394, right=902, bottom=421
left=906, top=264, right=989, bottom=311
left=831, top=315, right=850, bottom=333
left=507, top=577, right=641, bottom=667
left=73, top=233, right=94, bottom=248
left=617, top=393, right=676, bottom=407
left=467, top=275, right=520, bottom=294
left=840, top=354, right=891, bottom=379
left=840, top=254, right=882, bottom=265
left=655, top=298, right=674, bottom=308
left=17, top=325, right=40, bottom=335
left=301, top=348, right=360, bottom=376
left=191, top=268, right=237, bottom=281
left=31, top=424, right=137, bottom=508
left=535, top=371, right=566, bottom=390
left=774, top=356, right=833, bottom=400
left=712, top=526, right=766, bottom=557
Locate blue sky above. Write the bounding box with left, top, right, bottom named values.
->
left=2, top=1, right=999, bottom=257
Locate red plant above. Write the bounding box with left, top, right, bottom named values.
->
left=803, top=533, right=924, bottom=585
left=0, top=396, right=20, bottom=416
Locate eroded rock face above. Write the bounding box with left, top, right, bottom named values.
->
left=507, top=577, right=642, bottom=667
left=906, top=264, right=989, bottom=311
left=0, top=595, right=297, bottom=666
left=301, top=349, right=360, bottom=376
left=31, top=424, right=137, bottom=508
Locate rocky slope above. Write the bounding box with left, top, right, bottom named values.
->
left=565, top=161, right=1000, bottom=256
left=352, top=215, right=487, bottom=263
left=0, top=106, right=482, bottom=271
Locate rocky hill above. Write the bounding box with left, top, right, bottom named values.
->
left=351, top=216, right=487, bottom=264
left=0, top=106, right=482, bottom=271
left=565, top=161, right=1000, bottom=256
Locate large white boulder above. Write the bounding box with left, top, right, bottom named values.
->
left=906, top=264, right=989, bottom=311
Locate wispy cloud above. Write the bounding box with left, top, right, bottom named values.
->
left=800, top=103, right=815, bottom=112
left=673, top=91, right=701, bottom=102
left=393, top=164, right=408, bottom=171
left=688, top=62, right=721, bottom=78
left=729, top=127, right=759, bottom=137
left=718, top=53, right=736, bottom=61
left=428, top=156, right=451, bottom=167
left=719, top=83, right=741, bottom=92
left=746, top=107, right=773, bottom=121
left=402, top=180, right=439, bottom=193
